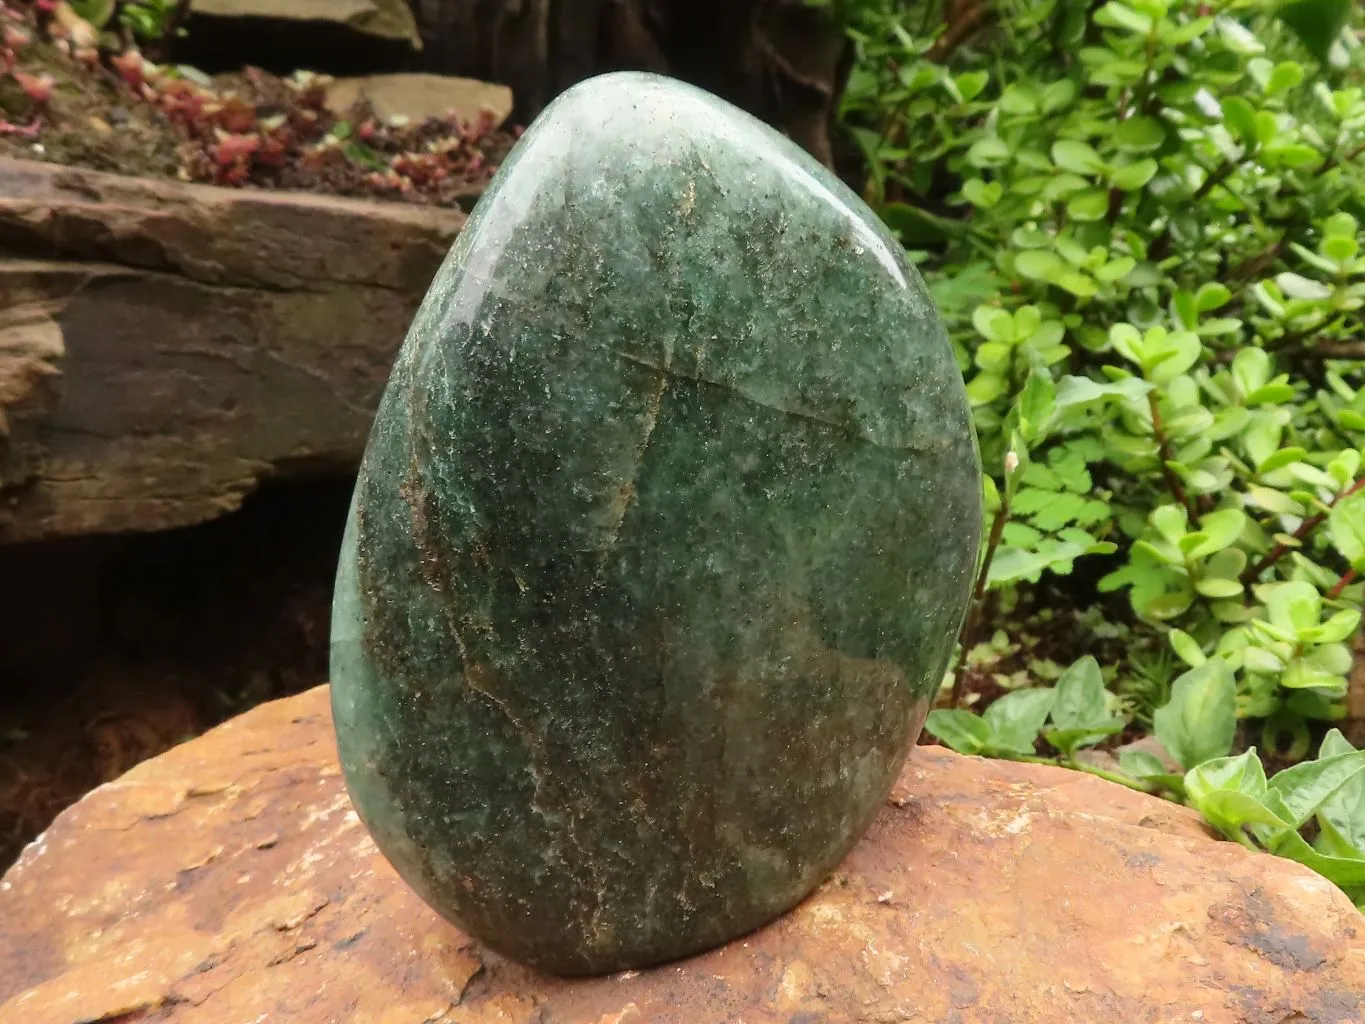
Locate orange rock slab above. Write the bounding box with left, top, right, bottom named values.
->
left=1, top=684, right=1362, bottom=1024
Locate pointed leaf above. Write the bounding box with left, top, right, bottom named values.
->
left=1153, top=659, right=1237, bottom=770
left=1054, top=374, right=1153, bottom=409
left=1268, top=750, right=1365, bottom=827
left=983, top=688, right=1056, bottom=755
left=1186, top=749, right=1269, bottom=802
left=1318, top=730, right=1365, bottom=851
left=1045, top=656, right=1125, bottom=755
left=925, top=710, right=991, bottom=755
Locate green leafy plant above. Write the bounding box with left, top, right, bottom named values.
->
left=930, top=655, right=1138, bottom=787
left=118, top=0, right=185, bottom=42
left=68, top=0, right=115, bottom=29
left=831, top=0, right=1365, bottom=760
left=928, top=653, right=1365, bottom=906
left=930, top=652, right=1237, bottom=785
left=65, top=0, right=183, bottom=40
left=1182, top=732, right=1365, bottom=906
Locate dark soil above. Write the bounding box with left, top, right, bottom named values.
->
left=0, top=476, right=351, bottom=872
left=1, top=2, right=512, bottom=203
left=0, top=30, right=181, bottom=177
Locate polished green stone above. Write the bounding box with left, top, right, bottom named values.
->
left=330, top=71, right=981, bottom=977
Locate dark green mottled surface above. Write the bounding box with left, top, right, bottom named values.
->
left=330, top=71, right=981, bottom=977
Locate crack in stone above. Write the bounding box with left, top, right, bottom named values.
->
left=558, top=801, right=610, bottom=963
left=266, top=939, right=319, bottom=967
left=399, top=373, right=593, bottom=927
left=605, top=346, right=944, bottom=454
left=462, top=679, right=560, bottom=837
left=594, top=358, right=671, bottom=565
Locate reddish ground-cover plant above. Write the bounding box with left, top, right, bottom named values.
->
left=0, top=4, right=54, bottom=137
left=2, top=0, right=512, bottom=204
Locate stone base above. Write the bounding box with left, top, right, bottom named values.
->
left=1, top=685, right=1361, bottom=1023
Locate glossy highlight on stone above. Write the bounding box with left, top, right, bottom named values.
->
left=330, top=71, right=982, bottom=977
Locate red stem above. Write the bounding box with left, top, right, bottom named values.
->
left=1328, top=569, right=1357, bottom=601
left=949, top=496, right=1010, bottom=708
left=1149, top=392, right=1192, bottom=514
left=1241, top=476, right=1365, bottom=585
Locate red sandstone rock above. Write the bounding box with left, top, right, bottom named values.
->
left=1, top=684, right=1362, bottom=1023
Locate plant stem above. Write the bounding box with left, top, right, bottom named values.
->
left=1241, top=475, right=1365, bottom=584
left=1319, top=140, right=1365, bottom=177
left=1328, top=568, right=1357, bottom=600
left=1134, top=30, right=1159, bottom=116
left=1148, top=159, right=1239, bottom=261
left=1296, top=340, right=1365, bottom=360
left=1148, top=391, right=1192, bottom=514
left=1192, top=158, right=1240, bottom=202
left=927, top=1, right=991, bottom=62
left=1219, top=139, right=1353, bottom=281
left=1067, top=759, right=1160, bottom=793
left=1004, top=754, right=1158, bottom=794
left=1222, top=826, right=1260, bottom=851
left=1263, top=325, right=1314, bottom=354
left=949, top=491, right=1011, bottom=707
left=1226, top=236, right=1284, bottom=284
left=1347, top=629, right=1365, bottom=731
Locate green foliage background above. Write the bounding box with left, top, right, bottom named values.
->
left=818, top=0, right=1365, bottom=903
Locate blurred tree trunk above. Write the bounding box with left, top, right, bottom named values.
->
left=406, top=0, right=852, bottom=166
left=1347, top=629, right=1365, bottom=747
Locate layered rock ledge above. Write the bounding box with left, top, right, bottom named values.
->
left=1, top=684, right=1361, bottom=1023
left=0, top=157, right=466, bottom=543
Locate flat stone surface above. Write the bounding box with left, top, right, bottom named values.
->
left=324, top=73, right=514, bottom=127
left=189, top=0, right=419, bottom=43
left=332, top=71, right=981, bottom=974
left=3, top=685, right=1363, bottom=1024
